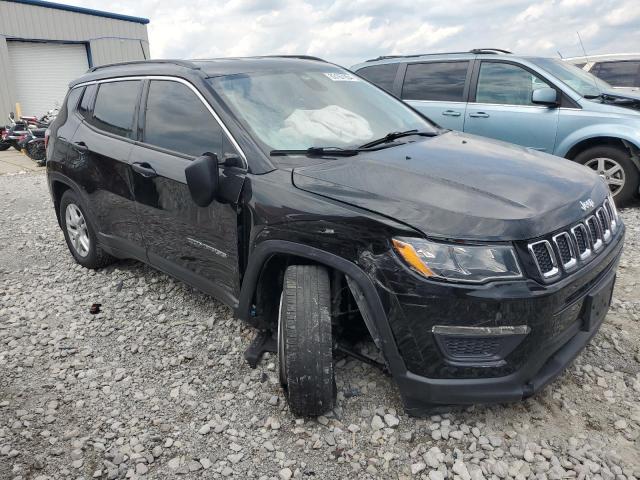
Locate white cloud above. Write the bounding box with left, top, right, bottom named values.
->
left=64, top=0, right=640, bottom=66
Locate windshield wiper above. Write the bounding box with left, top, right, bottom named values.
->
left=358, top=129, right=438, bottom=149
left=270, top=146, right=360, bottom=157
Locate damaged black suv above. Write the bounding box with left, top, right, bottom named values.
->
left=46, top=56, right=624, bottom=416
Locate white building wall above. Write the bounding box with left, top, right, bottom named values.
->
left=0, top=1, right=150, bottom=119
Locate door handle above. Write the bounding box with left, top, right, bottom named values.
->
left=469, top=112, right=490, bottom=118
left=73, top=141, right=88, bottom=152
left=442, top=110, right=461, bottom=117
left=132, top=162, right=158, bottom=178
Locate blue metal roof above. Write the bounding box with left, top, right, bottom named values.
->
left=6, top=0, right=150, bottom=24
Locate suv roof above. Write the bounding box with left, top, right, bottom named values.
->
left=70, top=56, right=330, bottom=87
left=364, top=48, right=512, bottom=63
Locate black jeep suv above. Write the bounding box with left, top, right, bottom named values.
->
left=46, top=56, right=624, bottom=417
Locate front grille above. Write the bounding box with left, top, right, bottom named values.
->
left=527, top=197, right=619, bottom=281
left=553, top=232, right=576, bottom=269
left=571, top=224, right=591, bottom=260
left=529, top=240, right=558, bottom=278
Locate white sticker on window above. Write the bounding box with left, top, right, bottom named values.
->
left=324, top=72, right=359, bottom=82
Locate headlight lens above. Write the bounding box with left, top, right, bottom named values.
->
left=392, top=237, right=522, bottom=283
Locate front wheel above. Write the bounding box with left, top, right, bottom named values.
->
left=26, top=141, right=45, bottom=163
left=574, top=145, right=639, bottom=206
left=0, top=141, right=10, bottom=151
left=278, top=265, right=335, bottom=416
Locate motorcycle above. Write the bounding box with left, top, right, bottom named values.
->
left=17, top=127, right=46, bottom=165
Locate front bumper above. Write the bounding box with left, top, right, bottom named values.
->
left=363, top=227, right=623, bottom=415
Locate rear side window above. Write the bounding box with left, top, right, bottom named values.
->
left=77, top=84, right=97, bottom=119
left=402, top=61, right=469, bottom=101
left=142, top=80, right=223, bottom=157
left=573, top=63, right=586, bottom=69
left=356, top=64, right=399, bottom=93
left=592, top=61, right=640, bottom=87
left=89, top=81, right=141, bottom=139
left=475, top=62, right=551, bottom=106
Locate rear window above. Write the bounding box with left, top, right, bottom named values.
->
left=592, top=61, right=640, bottom=87
left=89, top=81, right=141, bottom=139
left=356, top=64, right=399, bottom=93
left=402, top=61, right=469, bottom=102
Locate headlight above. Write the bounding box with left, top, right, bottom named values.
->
left=392, top=237, right=522, bottom=283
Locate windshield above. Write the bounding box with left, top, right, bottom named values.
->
left=208, top=67, right=436, bottom=153
left=530, top=58, right=612, bottom=97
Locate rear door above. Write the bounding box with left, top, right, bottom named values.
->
left=130, top=78, right=246, bottom=304
left=400, top=61, right=471, bottom=130
left=464, top=61, right=559, bottom=152
left=67, top=79, right=146, bottom=258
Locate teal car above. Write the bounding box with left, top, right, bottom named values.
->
left=351, top=49, right=640, bottom=205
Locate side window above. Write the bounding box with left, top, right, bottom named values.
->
left=356, top=64, right=399, bottom=93
left=88, top=81, right=141, bottom=139
left=573, top=63, right=586, bottom=69
left=475, top=62, right=551, bottom=106
left=67, top=87, right=83, bottom=113
left=402, top=62, right=469, bottom=102
left=592, top=61, right=640, bottom=87
left=143, top=80, right=223, bottom=157
left=77, top=84, right=97, bottom=119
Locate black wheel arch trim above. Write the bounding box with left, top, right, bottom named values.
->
left=235, top=239, right=409, bottom=378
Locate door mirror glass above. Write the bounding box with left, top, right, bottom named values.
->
left=531, top=87, right=558, bottom=106
left=185, top=153, right=219, bottom=207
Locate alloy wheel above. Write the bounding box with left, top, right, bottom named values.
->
left=584, top=157, right=626, bottom=197
left=65, top=203, right=90, bottom=257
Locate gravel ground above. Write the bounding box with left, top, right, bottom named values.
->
left=1, top=171, right=639, bottom=480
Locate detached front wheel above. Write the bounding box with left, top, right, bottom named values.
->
left=278, top=265, right=335, bottom=416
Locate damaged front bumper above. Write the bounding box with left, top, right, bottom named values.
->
left=360, top=229, right=624, bottom=416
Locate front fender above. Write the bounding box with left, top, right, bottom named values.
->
left=555, top=123, right=640, bottom=158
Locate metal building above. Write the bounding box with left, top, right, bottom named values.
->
left=0, top=0, right=150, bottom=119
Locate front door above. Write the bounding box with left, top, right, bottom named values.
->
left=464, top=61, right=559, bottom=152
left=401, top=61, right=471, bottom=131
left=130, top=79, right=245, bottom=305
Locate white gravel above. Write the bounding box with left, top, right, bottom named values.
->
left=1, top=171, right=639, bottom=479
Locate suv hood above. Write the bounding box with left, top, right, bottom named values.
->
left=292, top=131, right=608, bottom=241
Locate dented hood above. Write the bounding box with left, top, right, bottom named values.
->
left=292, top=131, right=608, bottom=241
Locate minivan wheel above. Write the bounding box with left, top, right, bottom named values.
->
left=59, top=190, right=115, bottom=269
left=277, top=265, right=336, bottom=417
left=574, top=145, right=639, bottom=206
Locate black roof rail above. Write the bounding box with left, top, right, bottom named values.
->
left=88, top=59, right=200, bottom=72
left=469, top=48, right=512, bottom=54
left=261, top=55, right=327, bottom=62
left=365, top=48, right=512, bottom=63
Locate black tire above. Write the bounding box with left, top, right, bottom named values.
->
left=0, top=142, right=10, bottom=151
left=574, top=145, right=639, bottom=206
left=13, top=144, right=21, bottom=151
left=59, top=190, right=115, bottom=269
left=278, top=265, right=335, bottom=416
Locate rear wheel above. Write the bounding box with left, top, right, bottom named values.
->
left=278, top=265, right=336, bottom=416
left=574, top=145, right=639, bottom=206
left=60, top=190, right=115, bottom=269
left=0, top=142, right=10, bottom=151
left=26, top=141, right=45, bottom=163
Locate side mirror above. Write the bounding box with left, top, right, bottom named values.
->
left=532, top=87, right=558, bottom=106
left=185, top=153, right=219, bottom=207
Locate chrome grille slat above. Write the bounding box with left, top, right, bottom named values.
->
left=528, top=198, right=619, bottom=280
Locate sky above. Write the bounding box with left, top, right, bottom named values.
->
left=66, top=0, right=640, bottom=67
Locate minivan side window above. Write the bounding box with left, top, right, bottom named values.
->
left=143, top=80, right=223, bottom=157
left=356, top=64, right=399, bottom=93
left=475, top=62, right=551, bottom=106
left=592, top=61, right=640, bottom=87
left=402, top=62, right=469, bottom=102
left=89, top=81, right=141, bottom=138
